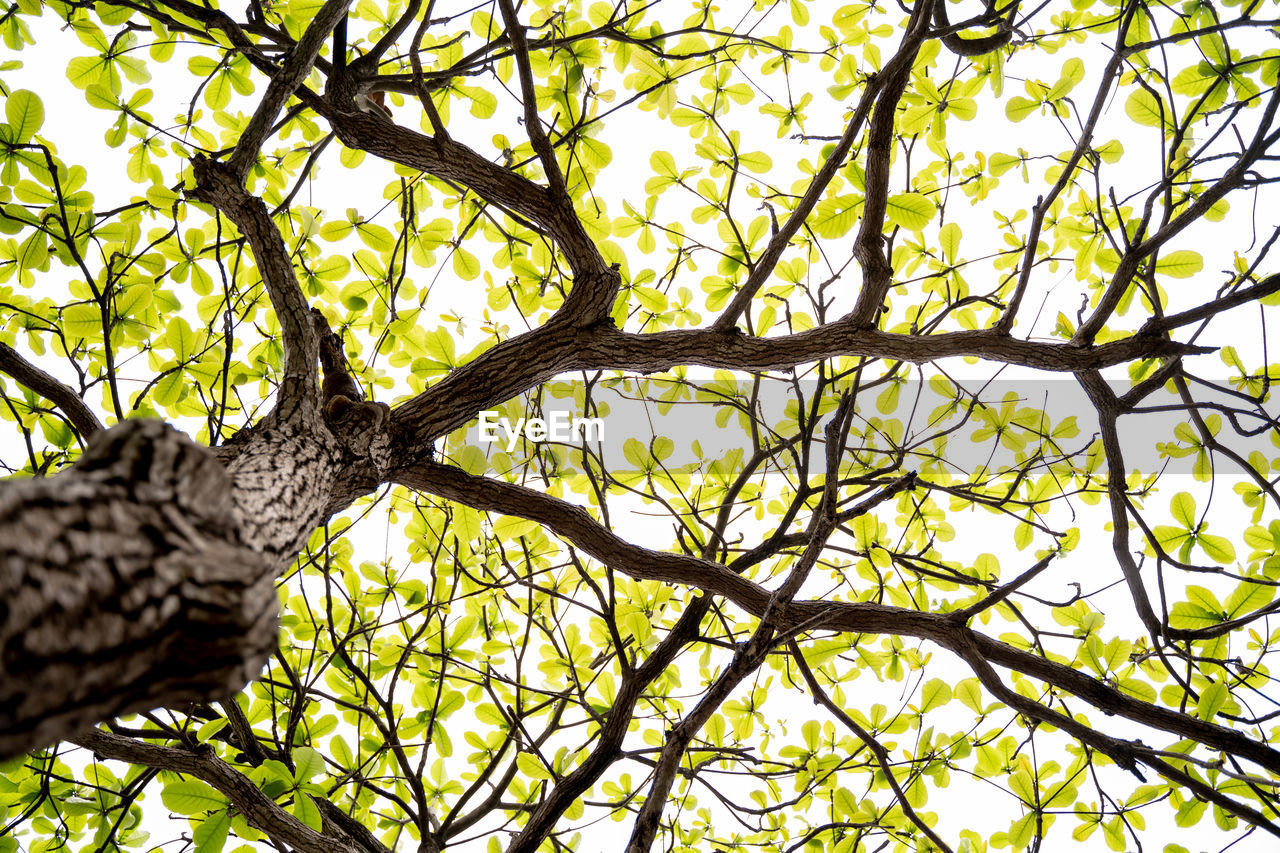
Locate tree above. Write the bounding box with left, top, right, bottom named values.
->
left=1, top=0, right=1280, bottom=848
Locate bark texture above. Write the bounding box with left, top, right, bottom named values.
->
left=0, top=421, right=276, bottom=758
left=0, top=356, right=367, bottom=758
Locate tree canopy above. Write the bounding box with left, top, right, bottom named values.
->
left=2, top=0, right=1280, bottom=850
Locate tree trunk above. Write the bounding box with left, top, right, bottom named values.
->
left=0, top=418, right=337, bottom=758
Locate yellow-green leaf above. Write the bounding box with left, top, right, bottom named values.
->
left=6, top=90, right=43, bottom=142
left=919, top=678, right=952, bottom=712
left=452, top=247, right=481, bottom=281
left=1125, top=88, right=1165, bottom=127
left=160, top=779, right=225, bottom=815
left=1155, top=250, right=1203, bottom=279
left=885, top=193, right=935, bottom=232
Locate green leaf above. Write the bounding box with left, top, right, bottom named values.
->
left=919, top=678, right=952, bottom=712
left=330, top=735, right=354, bottom=768
left=1155, top=250, right=1203, bottom=279
left=1196, top=680, right=1227, bottom=720
left=84, top=83, right=118, bottom=111
left=947, top=97, right=977, bottom=120
left=1197, top=532, right=1235, bottom=564
left=1125, top=88, right=1165, bottom=127
left=452, top=247, right=480, bottom=281
left=205, top=73, right=232, bottom=109
left=196, top=718, right=228, bottom=743
left=6, top=90, right=43, bottom=142
left=1005, top=96, right=1038, bottom=122
left=884, top=193, right=935, bottom=232
left=955, top=678, right=984, bottom=713
left=515, top=752, right=550, bottom=780
left=811, top=195, right=862, bottom=238
left=18, top=231, right=47, bottom=270
left=66, top=56, right=105, bottom=90
left=1095, top=139, right=1124, bottom=163
left=1170, top=585, right=1224, bottom=631
left=63, top=304, right=102, bottom=340
left=1170, top=492, right=1196, bottom=529
left=939, top=222, right=962, bottom=262
left=356, top=223, right=395, bottom=254
left=1046, top=57, right=1085, bottom=101
left=989, top=152, right=1023, bottom=176
left=193, top=809, right=230, bottom=853
left=160, top=779, right=226, bottom=815
left=833, top=787, right=858, bottom=820
left=166, top=316, right=198, bottom=360
left=1172, top=63, right=1219, bottom=96
left=1008, top=813, right=1037, bottom=848
left=1225, top=580, right=1273, bottom=618
left=154, top=370, right=186, bottom=407
left=738, top=150, right=772, bottom=173
left=291, top=793, right=322, bottom=831
left=293, top=746, right=324, bottom=781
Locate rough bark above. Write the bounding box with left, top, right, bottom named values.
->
left=0, top=411, right=353, bottom=759
left=0, top=421, right=274, bottom=758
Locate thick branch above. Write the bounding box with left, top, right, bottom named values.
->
left=227, top=0, right=353, bottom=181
left=387, top=323, right=1213, bottom=461
left=1139, top=273, right=1280, bottom=335
left=932, top=0, right=1020, bottom=57
left=189, top=156, right=319, bottom=423
left=317, top=101, right=620, bottom=323
left=0, top=341, right=104, bottom=439
left=1077, top=371, right=1164, bottom=638
left=70, top=729, right=364, bottom=853
left=496, top=0, right=568, bottom=202
left=847, top=0, right=935, bottom=327
left=349, top=0, right=421, bottom=77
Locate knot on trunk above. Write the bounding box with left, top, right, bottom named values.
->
left=312, top=308, right=395, bottom=474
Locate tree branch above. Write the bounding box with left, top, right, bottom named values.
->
left=791, top=642, right=956, bottom=853
left=713, top=77, right=879, bottom=330
left=1074, top=78, right=1280, bottom=343
left=505, top=598, right=712, bottom=853
left=0, top=420, right=274, bottom=758
left=1139, top=273, right=1280, bottom=336
left=995, top=4, right=1135, bottom=333
left=397, top=460, right=1280, bottom=777
left=932, top=0, right=1020, bottom=57
left=496, top=0, right=568, bottom=202
left=189, top=156, right=319, bottom=423
left=69, top=729, right=365, bottom=853
left=0, top=341, right=104, bottom=440
left=227, top=0, right=354, bottom=182
left=386, top=322, right=1213, bottom=462
left=1077, top=370, right=1164, bottom=638
left=847, top=0, right=936, bottom=327
left=315, top=105, right=621, bottom=326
